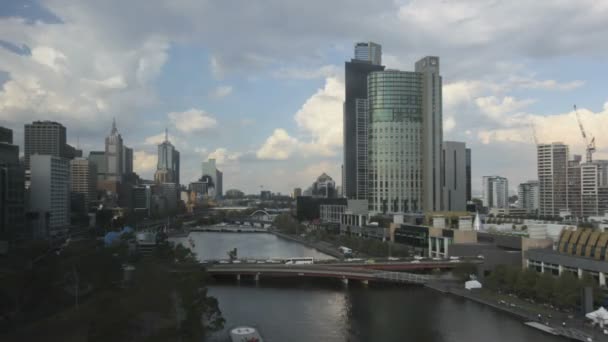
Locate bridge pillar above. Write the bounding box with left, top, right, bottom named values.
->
left=341, top=278, right=349, bottom=286
left=236, top=274, right=241, bottom=282
left=361, top=279, right=369, bottom=287
left=254, top=273, right=260, bottom=282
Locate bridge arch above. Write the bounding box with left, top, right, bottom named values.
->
left=249, top=210, right=272, bottom=217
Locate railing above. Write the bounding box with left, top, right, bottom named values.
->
left=373, top=271, right=430, bottom=284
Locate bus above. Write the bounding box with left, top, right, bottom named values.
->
left=284, top=257, right=314, bottom=265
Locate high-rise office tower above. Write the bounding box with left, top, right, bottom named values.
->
left=343, top=42, right=384, bottom=199
left=70, top=158, right=97, bottom=211
left=30, top=154, right=70, bottom=234
left=201, top=158, right=222, bottom=198
left=354, top=42, right=382, bottom=65
left=466, top=148, right=472, bottom=201
left=367, top=56, right=443, bottom=214
left=482, top=176, right=509, bottom=209
left=415, top=56, right=443, bottom=212
left=88, top=151, right=107, bottom=181
left=518, top=180, right=539, bottom=214
left=538, top=143, right=569, bottom=217
left=122, top=146, right=133, bottom=175
left=0, top=128, right=25, bottom=239
left=0, top=126, right=13, bottom=144
left=105, top=119, right=123, bottom=182
left=442, top=141, right=468, bottom=211
left=154, top=129, right=180, bottom=185
left=24, top=121, right=67, bottom=169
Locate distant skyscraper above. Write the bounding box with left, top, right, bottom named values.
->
left=154, top=129, right=180, bottom=185
left=311, top=173, right=336, bottom=198
left=538, top=143, right=569, bottom=217
left=70, top=158, right=97, bottom=211
left=482, top=176, right=509, bottom=209
left=0, top=126, right=13, bottom=144
left=442, top=141, right=468, bottom=211
left=0, top=130, right=25, bottom=239
left=105, top=119, right=123, bottom=182
left=88, top=151, right=107, bottom=181
left=343, top=42, right=384, bottom=199
left=24, top=121, right=67, bottom=169
left=466, top=148, right=472, bottom=201
left=293, top=187, right=302, bottom=198
left=30, top=154, right=70, bottom=235
left=122, top=146, right=133, bottom=175
left=354, top=42, right=382, bottom=65
left=518, top=180, right=539, bottom=214
left=201, top=158, right=222, bottom=198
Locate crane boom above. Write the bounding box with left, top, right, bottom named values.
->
left=573, top=104, right=596, bottom=163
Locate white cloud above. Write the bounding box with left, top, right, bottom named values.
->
left=256, top=129, right=299, bottom=160
left=207, top=147, right=242, bottom=165
left=273, top=65, right=339, bottom=79
left=133, top=150, right=157, bottom=176
left=475, top=96, right=536, bottom=121
left=208, top=85, right=233, bottom=98
left=168, top=108, right=218, bottom=134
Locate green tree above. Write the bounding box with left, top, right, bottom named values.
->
left=514, top=269, right=538, bottom=298
left=453, top=263, right=477, bottom=282
left=553, top=272, right=580, bottom=309
left=504, top=266, right=520, bottom=292
left=535, top=272, right=555, bottom=303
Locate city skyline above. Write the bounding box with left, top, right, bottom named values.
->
left=1, top=1, right=608, bottom=194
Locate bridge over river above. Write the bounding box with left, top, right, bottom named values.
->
left=207, top=263, right=436, bottom=285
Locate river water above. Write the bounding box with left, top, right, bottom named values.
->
left=175, top=232, right=563, bottom=342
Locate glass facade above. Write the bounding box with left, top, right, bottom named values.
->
left=368, top=71, right=423, bottom=213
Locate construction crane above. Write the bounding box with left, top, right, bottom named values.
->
left=573, top=104, right=596, bottom=163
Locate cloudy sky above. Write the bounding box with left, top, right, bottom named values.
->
left=1, top=0, right=608, bottom=196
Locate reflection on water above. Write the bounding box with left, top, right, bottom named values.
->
left=175, top=232, right=334, bottom=260
left=209, top=282, right=562, bottom=342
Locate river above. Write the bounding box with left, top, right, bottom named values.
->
left=175, top=232, right=563, bottom=342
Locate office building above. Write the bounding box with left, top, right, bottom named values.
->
left=343, top=42, right=385, bottom=199
left=70, top=158, right=97, bottom=211
left=482, top=176, right=509, bottom=209
left=105, top=119, right=123, bottom=182
left=131, top=185, right=151, bottom=215
left=64, top=144, right=82, bottom=159
left=122, top=146, right=133, bottom=175
left=155, top=182, right=178, bottom=214
left=580, top=160, right=608, bottom=217
left=466, top=148, right=472, bottom=201
left=518, top=180, right=539, bottom=214
left=0, top=126, right=13, bottom=143
left=311, top=173, right=336, bottom=198
left=24, top=121, right=67, bottom=169
left=88, top=151, right=107, bottom=181
left=367, top=56, right=443, bottom=213
left=154, top=129, right=180, bottom=185
left=29, top=154, right=70, bottom=235
left=354, top=42, right=382, bottom=65
left=442, top=141, right=468, bottom=211
left=538, top=143, right=569, bottom=217
left=261, top=190, right=272, bottom=200
left=0, top=132, right=25, bottom=239
left=201, top=158, right=222, bottom=198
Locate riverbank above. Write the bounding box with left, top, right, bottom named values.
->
left=426, top=281, right=606, bottom=341
left=268, top=230, right=344, bottom=259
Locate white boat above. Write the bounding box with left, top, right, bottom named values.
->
left=230, top=326, right=264, bottom=342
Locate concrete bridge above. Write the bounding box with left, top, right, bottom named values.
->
left=228, top=210, right=278, bottom=228
left=206, top=263, right=433, bottom=285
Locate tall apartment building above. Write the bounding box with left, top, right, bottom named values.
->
left=0, top=130, right=25, bottom=239
left=367, top=56, right=443, bottom=213
left=24, top=121, right=67, bottom=169
left=518, top=180, right=539, bottom=214
left=70, top=158, right=97, bottom=211
left=580, top=160, right=608, bottom=217
left=30, top=154, right=70, bottom=235
left=343, top=42, right=384, bottom=199
left=482, top=176, right=509, bottom=209
left=537, top=143, right=569, bottom=217
left=105, top=119, right=123, bottom=182
left=442, top=141, right=468, bottom=211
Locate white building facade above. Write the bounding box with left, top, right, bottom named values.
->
left=30, top=154, right=70, bottom=234
left=482, top=176, right=509, bottom=209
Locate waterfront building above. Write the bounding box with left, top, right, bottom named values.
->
left=29, top=154, right=70, bottom=236
left=368, top=56, right=443, bottom=213
left=538, top=143, right=569, bottom=217
left=481, top=176, right=509, bottom=209
left=24, top=121, right=66, bottom=169
left=442, top=141, right=468, bottom=211
left=518, top=180, right=539, bottom=214
left=296, top=197, right=347, bottom=221
left=105, top=119, right=123, bottom=182
left=0, top=131, right=25, bottom=239
left=343, top=42, right=385, bottom=199
left=70, top=158, right=97, bottom=211
left=201, top=158, right=223, bottom=198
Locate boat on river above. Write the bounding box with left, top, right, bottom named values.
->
left=229, top=326, right=264, bottom=342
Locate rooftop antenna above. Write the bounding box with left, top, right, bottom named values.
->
left=165, top=127, right=168, bottom=142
